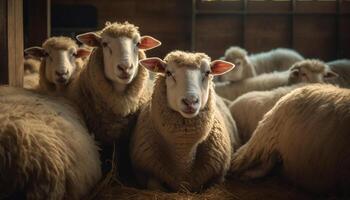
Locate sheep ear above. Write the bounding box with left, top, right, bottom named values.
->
left=24, top=47, right=46, bottom=58
left=324, top=70, right=339, bottom=79
left=76, top=48, right=91, bottom=59
left=139, top=57, right=166, bottom=73
left=210, top=60, right=235, bottom=75
left=139, top=36, right=161, bottom=50
left=76, top=32, right=101, bottom=47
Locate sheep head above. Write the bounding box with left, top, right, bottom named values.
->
left=288, top=59, right=339, bottom=84
left=219, top=46, right=251, bottom=82
left=140, top=51, right=235, bottom=118
left=24, top=37, right=90, bottom=87
left=77, top=21, right=161, bottom=85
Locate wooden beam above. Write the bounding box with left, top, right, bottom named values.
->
left=24, top=0, right=51, bottom=48
left=0, top=0, right=9, bottom=85
left=7, top=0, right=24, bottom=87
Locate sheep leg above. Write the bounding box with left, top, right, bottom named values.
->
left=188, top=131, right=231, bottom=191
left=230, top=121, right=280, bottom=180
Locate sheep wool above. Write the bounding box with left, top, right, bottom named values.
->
left=131, top=76, right=234, bottom=192
left=69, top=47, right=150, bottom=144
left=38, top=37, right=84, bottom=95
left=230, top=84, right=350, bottom=195
left=0, top=86, right=101, bottom=199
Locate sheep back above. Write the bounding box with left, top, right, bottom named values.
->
left=0, top=86, right=101, bottom=199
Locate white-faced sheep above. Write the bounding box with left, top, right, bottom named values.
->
left=66, top=21, right=161, bottom=178
left=24, top=36, right=91, bottom=94
left=327, top=59, right=350, bottom=88
left=0, top=86, right=101, bottom=199
left=218, top=46, right=257, bottom=82
left=230, top=59, right=339, bottom=143
left=230, top=84, right=350, bottom=195
left=130, top=51, right=241, bottom=192
left=215, top=59, right=338, bottom=101
left=218, top=47, right=304, bottom=82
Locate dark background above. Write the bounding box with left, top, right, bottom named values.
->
left=22, top=0, right=350, bottom=61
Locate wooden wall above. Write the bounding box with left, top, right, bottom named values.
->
left=51, top=0, right=192, bottom=58
left=194, top=0, right=350, bottom=61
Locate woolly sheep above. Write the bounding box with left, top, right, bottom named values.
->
left=230, top=84, right=350, bottom=195
left=66, top=21, right=161, bottom=177
left=218, top=46, right=257, bottom=82
left=218, top=47, right=304, bottom=82
left=215, top=59, right=338, bottom=101
left=230, top=59, right=339, bottom=143
left=327, top=59, right=350, bottom=88
left=0, top=86, right=101, bottom=199
left=24, top=36, right=91, bottom=95
left=130, top=51, right=241, bottom=192
left=23, top=56, right=41, bottom=89
left=250, top=48, right=304, bottom=75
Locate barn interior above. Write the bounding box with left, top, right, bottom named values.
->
left=0, top=0, right=349, bottom=199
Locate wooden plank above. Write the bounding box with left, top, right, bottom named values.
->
left=0, top=0, right=8, bottom=85
left=24, top=0, right=51, bottom=48
left=245, top=15, right=291, bottom=53
left=195, top=15, right=243, bottom=59
left=7, top=0, right=24, bottom=87
left=294, top=15, right=337, bottom=61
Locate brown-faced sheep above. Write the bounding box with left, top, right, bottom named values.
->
left=66, top=21, right=161, bottom=178
left=218, top=47, right=304, bottom=82
left=229, top=59, right=339, bottom=143
left=230, top=84, right=350, bottom=195
left=24, top=36, right=91, bottom=95
left=215, top=59, right=338, bottom=101
left=0, top=86, right=101, bottom=199
left=130, top=51, right=241, bottom=192
left=327, top=59, right=350, bottom=88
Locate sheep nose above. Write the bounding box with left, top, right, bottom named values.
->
left=55, top=69, right=68, bottom=77
left=182, top=95, right=199, bottom=107
left=117, top=64, right=132, bottom=73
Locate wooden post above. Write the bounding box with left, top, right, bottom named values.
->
left=0, top=0, right=24, bottom=87
left=8, top=0, right=24, bottom=87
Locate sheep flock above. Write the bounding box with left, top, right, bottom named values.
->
left=1, top=21, right=350, bottom=199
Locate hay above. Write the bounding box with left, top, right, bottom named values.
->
left=89, top=174, right=312, bottom=200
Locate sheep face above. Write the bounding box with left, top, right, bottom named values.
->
left=24, top=46, right=90, bottom=86
left=288, top=60, right=339, bottom=84
left=140, top=53, right=235, bottom=118
left=77, top=31, right=161, bottom=85
left=219, top=56, right=251, bottom=82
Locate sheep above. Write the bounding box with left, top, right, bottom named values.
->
left=230, top=59, right=339, bottom=143
left=250, top=48, right=304, bottom=75
left=130, top=51, right=241, bottom=192
left=327, top=59, right=350, bottom=88
left=230, top=84, right=350, bottom=195
left=217, top=47, right=304, bottom=82
left=0, top=86, right=101, bottom=199
left=24, top=36, right=91, bottom=95
left=66, top=21, right=161, bottom=178
left=23, top=56, right=41, bottom=89
left=215, top=59, right=338, bottom=101
left=218, top=46, right=257, bottom=82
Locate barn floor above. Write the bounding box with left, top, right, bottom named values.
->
left=91, top=175, right=313, bottom=200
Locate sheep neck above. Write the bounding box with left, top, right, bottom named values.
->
left=80, top=48, right=150, bottom=117
left=151, top=76, right=215, bottom=174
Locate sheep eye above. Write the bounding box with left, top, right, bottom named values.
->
left=136, top=42, right=141, bottom=47
left=205, top=70, right=210, bottom=77
left=165, top=71, right=172, bottom=77
left=102, top=42, right=108, bottom=47
left=72, top=52, right=77, bottom=57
